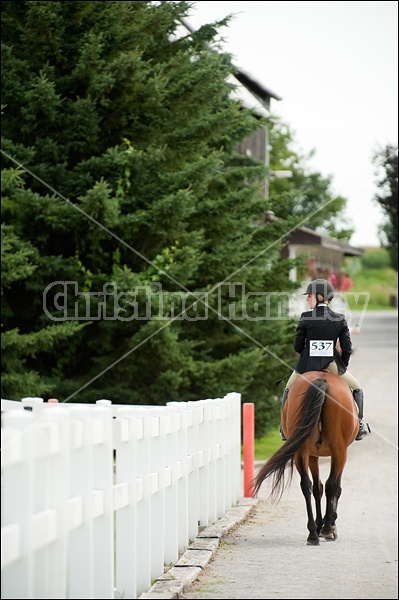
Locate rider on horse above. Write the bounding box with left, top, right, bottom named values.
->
left=280, top=278, right=371, bottom=441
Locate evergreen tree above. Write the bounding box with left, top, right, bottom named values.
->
left=372, top=144, right=398, bottom=270
left=1, top=1, right=299, bottom=435
left=1, top=167, right=86, bottom=397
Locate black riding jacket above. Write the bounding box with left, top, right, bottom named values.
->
left=293, top=304, right=352, bottom=375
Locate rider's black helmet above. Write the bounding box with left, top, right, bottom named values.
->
left=304, top=278, right=334, bottom=302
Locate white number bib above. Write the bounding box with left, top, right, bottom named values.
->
left=309, top=340, right=334, bottom=357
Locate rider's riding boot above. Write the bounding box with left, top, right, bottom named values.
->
left=353, top=389, right=371, bottom=441
left=280, top=388, right=289, bottom=441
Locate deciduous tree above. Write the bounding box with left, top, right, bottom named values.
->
left=372, top=144, right=398, bottom=270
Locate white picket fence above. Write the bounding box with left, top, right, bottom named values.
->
left=1, top=393, right=242, bottom=599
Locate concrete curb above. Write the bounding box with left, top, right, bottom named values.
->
left=138, top=497, right=259, bottom=599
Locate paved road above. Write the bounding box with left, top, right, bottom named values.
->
left=182, top=311, right=398, bottom=600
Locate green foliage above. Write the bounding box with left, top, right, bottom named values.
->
left=268, top=119, right=354, bottom=240
left=372, top=144, right=398, bottom=270
left=1, top=223, right=38, bottom=287
left=361, top=248, right=391, bottom=269
left=1, top=215, right=85, bottom=398
left=343, top=248, right=398, bottom=310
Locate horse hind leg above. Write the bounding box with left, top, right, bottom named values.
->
left=297, top=458, right=319, bottom=546
left=309, top=456, right=323, bottom=534
left=320, top=469, right=342, bottom=541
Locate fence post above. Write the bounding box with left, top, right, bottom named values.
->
left=113, top=407, right=139, bottom=600
left=243, top=403, right=254, bottom=497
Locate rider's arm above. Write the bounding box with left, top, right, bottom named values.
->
left=338, top=320, right=352, bottom=367
left=294, top=314, right=307, bottom=353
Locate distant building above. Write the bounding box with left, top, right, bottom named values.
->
left=231, top=69, right=281, bottom=198
left=265, top=211, right=364, bottom=315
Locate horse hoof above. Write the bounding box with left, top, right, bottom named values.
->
left=319, top=526, right=337, bottom=541
left=307, top=534, right=320, bottom=546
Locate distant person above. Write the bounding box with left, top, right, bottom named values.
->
left=280, top=278, right=371, bottom=441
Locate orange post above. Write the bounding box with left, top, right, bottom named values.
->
left=48, top=398, right=59, bottom=404
left=243, top=403, right=255, bottom=497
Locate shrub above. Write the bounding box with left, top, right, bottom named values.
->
left=361, top=248, right=391, bottom=269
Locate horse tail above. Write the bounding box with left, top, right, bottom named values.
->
left=252, top=378, right=328, bottom=502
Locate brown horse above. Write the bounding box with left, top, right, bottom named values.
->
left=252, top=371, right=358, bottom=545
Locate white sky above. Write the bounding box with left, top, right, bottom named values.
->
left=188, top=1, right=398, bottom=247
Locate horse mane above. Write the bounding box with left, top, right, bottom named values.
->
left=252, top=378, right=328, bottom=502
